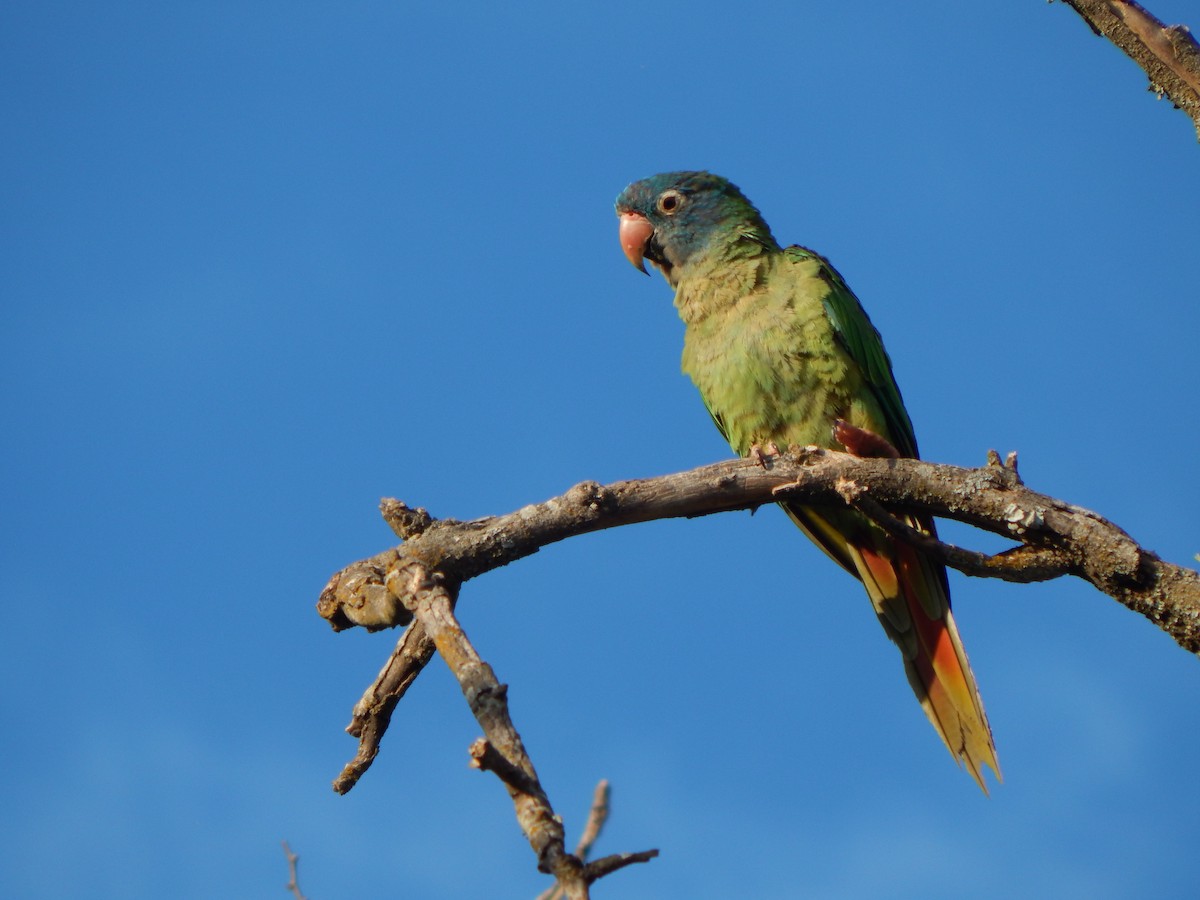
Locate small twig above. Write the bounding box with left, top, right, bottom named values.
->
left=281, top=841, right=308, bottom=900
left=470, top=738, right=544, bottom=797
left=575, top=780, right=611, bottom=860
left=582, top=850, right=661, bottom=883
left=333, top=622, right=436, bottom=794
left=830, top=478, right=1077, bottom=583
left=536, top=780, right=616, bottom=900
left=380, top=498, right=434, bottom=540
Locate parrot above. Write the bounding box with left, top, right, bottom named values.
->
left=615, top=171, right=1000, bottom=792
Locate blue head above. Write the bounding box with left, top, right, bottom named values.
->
left=615, top=171, right=775, bottom=283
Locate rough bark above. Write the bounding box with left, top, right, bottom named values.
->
left=1060, top=0, right=1200, bottom=139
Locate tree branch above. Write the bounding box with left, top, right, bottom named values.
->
left=317, top=448, right=1199, bottom=890
left=280, top=841, right=308, bottom=900
left=537, top=781, right=635, bottom=900
left=372, top=561, right=656, bottom=898
left=1060, top=0, right=1200, bottom=139
left=319, top=448, right=1200, bottom=650
left=333, top=620, right=435, bottom=794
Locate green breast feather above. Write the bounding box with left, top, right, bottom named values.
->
left=678, top=246, right=914, bottom=459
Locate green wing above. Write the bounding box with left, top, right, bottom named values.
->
left=783, top=245, right=919, bottom=459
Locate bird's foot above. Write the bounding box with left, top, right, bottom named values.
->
left=833, top=420, right=901, bottom=459
left=749, top=441, right=781, bottom=467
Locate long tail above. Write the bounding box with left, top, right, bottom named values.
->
left=785, top=504, right=1000, bottom=793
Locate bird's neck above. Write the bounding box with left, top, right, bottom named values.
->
left=670, top=230, right=777, bottom=326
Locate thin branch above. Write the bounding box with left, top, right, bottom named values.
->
left=1060, top=0, right=1200, bottom=139
left=387, top=567, right=566, bottom=874
left=281, top=841, right=308, bottom=900
left=469, top=737, right=544, bottom=798
left=536, top=781, right=616, bottom=900
left=333, top=622, right=435, bottom=794
left=582, top=850, right=661, bottom=884
left=574, top=780, right=612, bottom=862
left=831, top=475, right=1077, bottom=583
left=384, top=562, right=655, bottom=898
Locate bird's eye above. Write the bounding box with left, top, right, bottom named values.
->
left=657, top=190, right=684, bottom=215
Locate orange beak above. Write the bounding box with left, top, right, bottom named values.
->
left=618, top=211, right=654, bottom=275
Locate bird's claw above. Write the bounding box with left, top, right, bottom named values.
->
left=749, top=441, right=781, bottom=467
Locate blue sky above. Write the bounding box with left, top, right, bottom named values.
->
left=3, top=2, right=1198, bottom=897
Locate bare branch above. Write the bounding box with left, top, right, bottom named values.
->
left=574, top=780, right=612, bottom=863
left=536, top=781, right=615, bottom=900
left=281, top=841, right=307, bottom=900
left=383, top=562, right=656, bottom=898
left=333, top=622, right=435, bottom=794
left=831, top=475, right=1077, bottom=583
left=469, top=738, right=544, bottom=798
left=317, top=448, right=1199, bottom=890
left=582, top=850, right=661, bottom=884
left=318, top=449, right=1200, bottom=652
left=1059, top=0, right=1200, bottom=138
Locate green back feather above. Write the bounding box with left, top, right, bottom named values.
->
left=784, top=246, right=919, bottom=460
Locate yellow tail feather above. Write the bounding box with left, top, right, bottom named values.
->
left=785, top=504, right=1000, bottom=792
